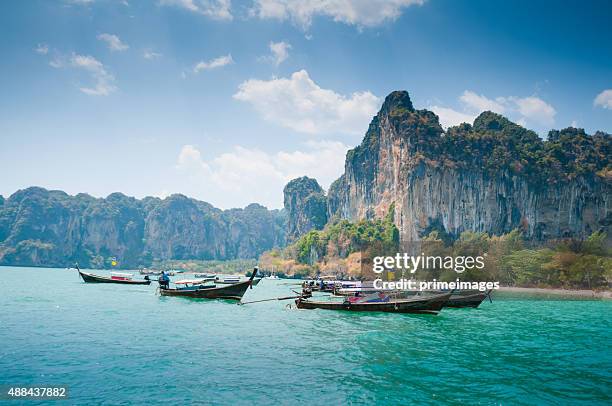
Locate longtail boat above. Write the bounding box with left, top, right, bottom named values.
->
left=159, top=268, right=258, bottom=300
left=443, top=289, right=492, bottom=308
left=76, top=264, right=151, bottom=285
left=295, top=291, right=452, bottom=314
left=334, top=287, right=493, bottom=309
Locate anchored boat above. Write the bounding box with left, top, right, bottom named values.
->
left=295, top=291, right=452, bottom=314
left=442, top=289, right=492, bottom=308
left=334, top=285, right=493, bottom=309
left=76, top=264, right=151, bottom=285
left=159, top=268, right=259, bottom=300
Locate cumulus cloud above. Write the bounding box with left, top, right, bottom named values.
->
left=460, top=90, right=506, bottom=113
left=233, top=69, right=380, bottom=135
left=35, top=44, right=49, bottom=55
left=175, top=140, right=349, bottom=208
left=508, top=96, right=556, bottom=126
left=266, top=41, right=291, bottom=66
left=429, top=106, right=476, bottom=130
left=193, top=54, right=233, bottom=73
left=250, top=0, right=424, bottom=29
left=143, top=49, right=162, bottom=59
left=97, top=33, right=129, bottom=52
left=159, top=0, right=232, bottom=20
left=431, top=90, right=556, bottom=130
left=50, top=53, right=117, bottom=96
left=594, top=89, right=612, bottom=110
left=71, top=54, right=117, bottom=96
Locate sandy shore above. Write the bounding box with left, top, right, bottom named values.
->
left=499, top=286, right=612, bottom=299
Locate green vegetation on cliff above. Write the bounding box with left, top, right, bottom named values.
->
left=442, top=113, right=611, bottom=183
left=292, top=205, right=399, bottom=265
left=262, top=224, right=611, bottom=289
left=259, top=205, right=400, bottom=277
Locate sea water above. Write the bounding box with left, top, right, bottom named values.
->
left=0, top=266, right=610, bottom=405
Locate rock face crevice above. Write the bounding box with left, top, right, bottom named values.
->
left=309, top=91, right=611, bottom=242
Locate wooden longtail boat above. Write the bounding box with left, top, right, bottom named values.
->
left=444, top=290, right=492, bottom=308
left=334, top=288, right=493, bottom=309
left=295, top=292, right=452, bottom=314
left=159, top=268, right=258, bottom=300
left=76, top=265, right=151, bottom=285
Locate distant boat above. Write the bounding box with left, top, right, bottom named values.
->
left=216, top=277, right=262, bottom=286
left=76, top=264, right=151, bottom=285
left=295, top=291, right=451, bottom=314
left=158, top=268, right=258, bottom=300
left=265, top=273, right=279, bottom=280
left=194, top=273, right=217, bottom=278
left=139, top=269, right=161, bottom=276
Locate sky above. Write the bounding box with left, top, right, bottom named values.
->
left=0, top=0, right=611, bottom=209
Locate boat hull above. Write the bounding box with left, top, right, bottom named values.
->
left=159, top=279, right=255, bottom=300
left=79, top=270, right=151, bottom=285
left=295, top=292, right=451, bottom=314
left=445, top=291, right=490, bottom=308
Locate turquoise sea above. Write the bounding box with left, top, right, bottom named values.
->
left=0, top=266, right=610, bottom=405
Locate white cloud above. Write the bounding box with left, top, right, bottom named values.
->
left=429, top=106, right=475, bottom=129
left=51, top=54, right=117, bottom=96
left=193, top=54, right=233, bottom=73
left=250, top=0, right=424, bottom=29
left=143, top=50, right=162, bottom=59
left=159, top=0, right=232, bottom=20
left=35, top=44, right=49, bottom=55
left=275, top=140, right=349, bottom=185
left=49, top=58, right=63, bottom=68
left=509, top=96, right=556, bottom=126
left=233, top=69, right=380, bottom=135
left=431, top=90, right=556, bottom=130
left=266, top=41, right=291, bottom=66
left=459, top=90, right=505, bottom=113
left=97, top=33, right=129, bottom=52
left=175, top=140, right=349, bottom=208
left=594, top=89, right=612, bottom=110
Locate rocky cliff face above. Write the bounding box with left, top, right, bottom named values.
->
left=283, top=176, right=327, bottom=242
left=0, top=187, right=286, bottom=268
left=325, top=91, right=611, bottom=242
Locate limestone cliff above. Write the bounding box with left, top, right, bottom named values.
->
left=0, top=187, right=286, bottom=268
left=283, top=176, right=327, bottom=242
left=325, top=91, right=611, bottom=242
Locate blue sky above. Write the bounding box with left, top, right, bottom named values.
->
left=1, top=0, right=610, bottom=209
